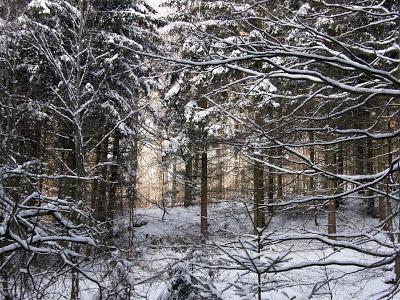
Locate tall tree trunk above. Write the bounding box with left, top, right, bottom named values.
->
left=240, top=157, right=247, bottom=197
left=171, top=157, right=177, bottom=206
left=276, top=105, right=283, bottom=200
left=326, top=145, right=337, bottom=239
left=0, top=44, right=10, bottom=286
left=355, top=140, right=365, bottom=194
left=92, top=143, right=101, bottom=210
left=128, top=136, right=138, bottom=248
left=323, top=145, right=329, bottom=192
left=267, top=160, right=274, bottom=213
left=108, top=131, right=120, bottom=240
left=378, top=134, right=387, bottom=226
left=386, top=134, right=394, bottom=230
left=253, top=109, right=265, bottom=229
left=366, top=138, right=375, bottom=216
left=277, top=146, right=283, bottom=200
left=184, top=152, right=193, bottom=207
left=201, top=148, right=208, bottom=236
left=327, top=197, right=337, bottom=239
left=193, top=152, right=200, bottom=200
left=234, top=151, right=240, bottom=197
left=393, top=24, right=400, bottom=282
left=70, top=270, right=80, bottom=300
left=74, top=131, right=85, bottom=201
left=253, top=155, right=265, bottom=229
left=70, top=2, right=87, bottom=295
left=199, top=95, right=208, bottom=237
left=337, top=142, right=344, bottom=195
left=309, top=131, right=318, bottom=226
left=96, top=137, right=108, bottom=222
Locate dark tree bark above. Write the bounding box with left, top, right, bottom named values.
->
left=201, top=148, right=208, bottom=237
left=96, top=137, right=109, bottom=222
left=171, top=157, right=177, bottom=206
left=366, top=138, right=375, bottom=216
left=108, top=131, right=120, bottom=238
left=184, top=152, right=193, bottom=207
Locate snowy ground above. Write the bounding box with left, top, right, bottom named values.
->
left=106, top=196, right=395, bottom=299
left=40, top=197, right=396, bottom=299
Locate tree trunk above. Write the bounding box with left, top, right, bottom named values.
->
left=70, top=269, right=79, bottom=300
left=309, top=131, right=315, bottom=193
left=201, top=148, right=208, bottom=236
left=267, top=163, right=274, bottom=213
left=337, top=142, right=344, bottom=195
left=366, top=138, right=375, bottom=216
left=128, top=136, right=138, bottom=248
left=96, top=137, right=108, bottom=222
left=355, top=140, right=365, bottom=195
left=171, top=157, right=177, bottom=206
left=108, top=131, right=120, bottom=240
left=327, top=198, right=337, bottom=240
left=326, top=145, right=337, bottom=239
left=276, top=105, right=283, bottom=200
left=277, top=146, right=283, bottom=200
left=253, top=108, right=266, bottom=229
left=92, top=144, right=101, bottom=210
left=184, top=153, right=193, bottom=207
left=241, top=157, right=247, bottom=197
left=253, top=155, right=265, bottom=229
left=309, top=131, right=318, bottom=226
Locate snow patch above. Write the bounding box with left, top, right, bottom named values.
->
left=28, top=0, right=51, bottom=14
left=297, top=3, right=311, bottom=16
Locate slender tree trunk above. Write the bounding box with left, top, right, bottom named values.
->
left=327, top=198, right=337, bottom=239
left=253, top=107, right=266, bottom=229
left=309, top=131, right=318, bottom=226
left=198, top=94, right=209, bottom=237
left=378, top=135, right=387, bottom=225
left=253, top=155, right=265, bottom=229
left=309, top=131, right=315, bottom=193
left=128, top=136, right=138, bottom=248
left=267, top=163, right=274, bottom=213
left=96, top=137, right=108, bottom=222
left=171, top=157, right=177, bottom=206
left=108, top=131, right=120, bottom=240
left=325, top=145, right=337, bottom=239
left=184, top=152, right=193, bottom=207
left=216, top=147, right=224, bottom=200
left=355, top=140, right=365, bottom=195
left=323, top=145, right=329, bottom=192
left=70, top=269, right=80, bottom=300
left=393, top=23, right=400, bottom=280
left=366, top=138, right=375, bottom=216
left=241, top=157, right=247, bottom=197
left=383, top=134, right=394, bottom=237
left=234, top=151, right=240, bottom=196
left=193, top=152, right=200, bottom=200
left=337, top=142, right=344, bottom=195
left=92, top=143, right=101, bottom=210
left=395, top=187, right=400, bottom=282
left=33, top=123, right=44, bottom=190
left=276, top=105, right=283, bottom=200
left=201, top=148, right=208, bottom=236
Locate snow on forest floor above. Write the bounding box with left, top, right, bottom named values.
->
left=103, top=196, right=396, bottom=300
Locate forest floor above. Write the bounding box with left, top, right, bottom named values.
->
left=97, top=195, right=395, bottom=300
left=53, top=196, right=397, bottom=300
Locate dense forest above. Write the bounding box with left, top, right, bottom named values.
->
left=0, top=0, right=399, bottom=299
